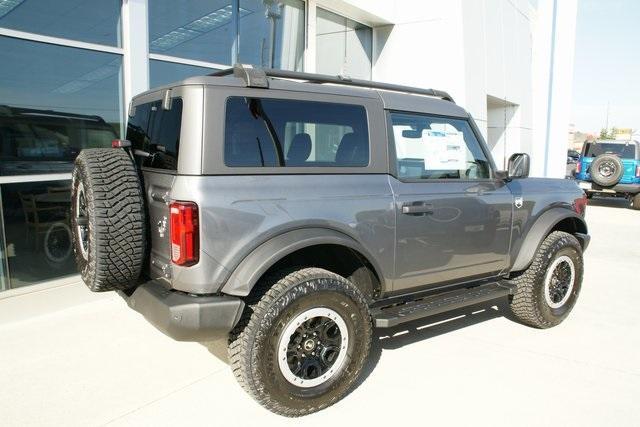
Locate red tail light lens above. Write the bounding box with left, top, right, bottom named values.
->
left=575, top=161, right=581, bottom=174
left=111, top=139, right=131, bottom=148
left=573, top=194, right=587, bottom=217
left=170, top=201, right=199, bottom=266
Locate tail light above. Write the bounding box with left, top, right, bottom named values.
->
left=575, top=161, right=581, bottom=174
left=111, top=139, right=131, bottom=148
left=170, top=201, right=199, bottom=266
left=636, top=164, right=640, bottom=178
left=573, top=194, right=587, bottom=217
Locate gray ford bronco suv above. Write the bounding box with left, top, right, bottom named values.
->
left=71, top=65, right=590, bottom=416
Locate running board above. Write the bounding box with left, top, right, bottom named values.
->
left=372, top=282, right=511, bottom=328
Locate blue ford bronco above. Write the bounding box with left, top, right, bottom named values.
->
left=70, top=65, right=590, bottom=416
left=575, top=139, right=640, bottom=209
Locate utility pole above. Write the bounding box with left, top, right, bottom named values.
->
left=605, top=101, right=609, bottom=133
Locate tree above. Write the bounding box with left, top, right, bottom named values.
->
left=599, top=127, right=616, bottom=140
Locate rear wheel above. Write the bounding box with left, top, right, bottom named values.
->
left=507, top=231, right=583, bottom=328
left=631, top=193, right=640, bottom=210
left=71, top=149, right=146, bottom=292
left=228, top=267, right=372, bottom=417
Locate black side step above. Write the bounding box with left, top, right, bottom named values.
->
left=372, top=282, right=511, bottom=328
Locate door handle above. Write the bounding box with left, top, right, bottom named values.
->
left=401, top=202, right=433, bottom=215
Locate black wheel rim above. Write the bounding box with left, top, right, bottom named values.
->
left=278, top=308, right=349, bottom=388
left=45, top=223, right=72, bottom=262
left=287, top=317, right=342, bottom=380
left=544, top=255, right=575, bottom=308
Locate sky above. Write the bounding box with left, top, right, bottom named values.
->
left=571, top=0, right=640, bottom=134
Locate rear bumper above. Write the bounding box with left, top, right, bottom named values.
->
left=119, top=280, right=245, bottom=342
left=578, top=181, right=640, bottom=195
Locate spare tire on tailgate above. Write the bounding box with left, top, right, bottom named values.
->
left=590, top=154, right=624, bottom=187
left=71, top=148, right=146, bottom=292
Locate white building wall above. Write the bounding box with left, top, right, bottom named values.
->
left=325, top=0, right=574, bottom=176
left=531, top=0, right=578, bottom=178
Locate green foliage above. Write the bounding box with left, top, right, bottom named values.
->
left=599, top=127, right=615, bottom=140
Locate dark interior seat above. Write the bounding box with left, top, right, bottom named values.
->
left=335, top=132, right=368, bottom=166
left=286, top=133, right=312, bottom=166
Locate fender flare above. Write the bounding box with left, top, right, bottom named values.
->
left=511, top=208, right=588, bottom=272
left=220, top=227, right=385, bottom=297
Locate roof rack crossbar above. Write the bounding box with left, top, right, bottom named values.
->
left=209, top=64, right=455, bottom=103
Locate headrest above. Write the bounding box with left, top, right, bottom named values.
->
left=286, top=133, right=312, bottom=165
left=335, top=133, right=368, bottom=165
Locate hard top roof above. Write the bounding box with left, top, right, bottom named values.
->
left=135, top=65, right=470, bottom=118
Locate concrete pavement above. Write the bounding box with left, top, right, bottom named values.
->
left=1, top=197, right=639, bottom=426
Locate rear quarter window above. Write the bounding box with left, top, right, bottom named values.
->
left=223, top=97, right=369, bottom=167
left=127, top=98, right=183, bottom=171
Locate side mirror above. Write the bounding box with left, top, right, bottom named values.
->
left=507, top=153, right=530, bottom=179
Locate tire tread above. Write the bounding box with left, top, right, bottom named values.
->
left=72, top=149, right=146, bottom=291
left=228, top=267, right=371, bottom=417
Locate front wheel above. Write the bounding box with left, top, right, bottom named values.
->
left=507, top=231, right=583, bottom=328
left=228, top=268, right=372, bottom=417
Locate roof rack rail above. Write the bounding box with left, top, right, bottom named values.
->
left=209, top=64, right=455, bottom=103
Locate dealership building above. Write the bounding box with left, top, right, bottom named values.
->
left=0, top=0, right=576, bottom=307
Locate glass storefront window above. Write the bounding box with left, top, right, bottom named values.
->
left=238, top=0, right=304, bottom=71
left=149, top=0, right=235, bottom=64
left=316, top=8, right=372, bottom=79
left=149, top=60, right=217, bottom=88
left=0, top=0, right=121, bottom=46
left=149, top=0, right=305, bottom=70
left=0, top=198, right=7, bottom=291
left=1, top=180, right=75, bottom=289
left=0, top=36, right=122, bottom=176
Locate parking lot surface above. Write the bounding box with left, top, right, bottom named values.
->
left=1, top=197, right=639, bottom=426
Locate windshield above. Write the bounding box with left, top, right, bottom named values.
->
left=583, top=142, right=636, bottom=159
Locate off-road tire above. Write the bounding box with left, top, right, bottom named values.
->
left=228, top=267, right=372, bottom=417
left=71, top=149, right=146, bottom=292
left=631, top=193, right=640, bottom=210
left=507, top=231, right=583, bottom=328
left=590, top=154, right=624, bottom=187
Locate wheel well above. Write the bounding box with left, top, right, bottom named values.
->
left=262, top=244, right=382, bottom=301
left=548, top=217, right=587, bottom=246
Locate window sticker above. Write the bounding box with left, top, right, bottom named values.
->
left=422, top=130, right=466, bottom=170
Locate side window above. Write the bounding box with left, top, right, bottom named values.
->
left=126, top=98, right=183, bottom=170
left=224, top=97, right=369, bottom=167
left=390, top=112, right=491, bottom=180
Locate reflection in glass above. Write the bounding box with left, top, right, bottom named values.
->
left=149, top=0, right=235, bottom=64
left=0, top=0, right=121, bottom=46
left=239, top=0, right=304, bottom=71
left=1, top=180, right=75, bottom=289
left=127, top=98, right=184, bottom=171
left=316, top=8, right=372, bottom=79
left=149, top=60, right=216, bottom=88
left=0, top=199, right=7, bottom=291
left=0, top=36, right=122, bottom=175
left=149, top=0, right=305, bottom=70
